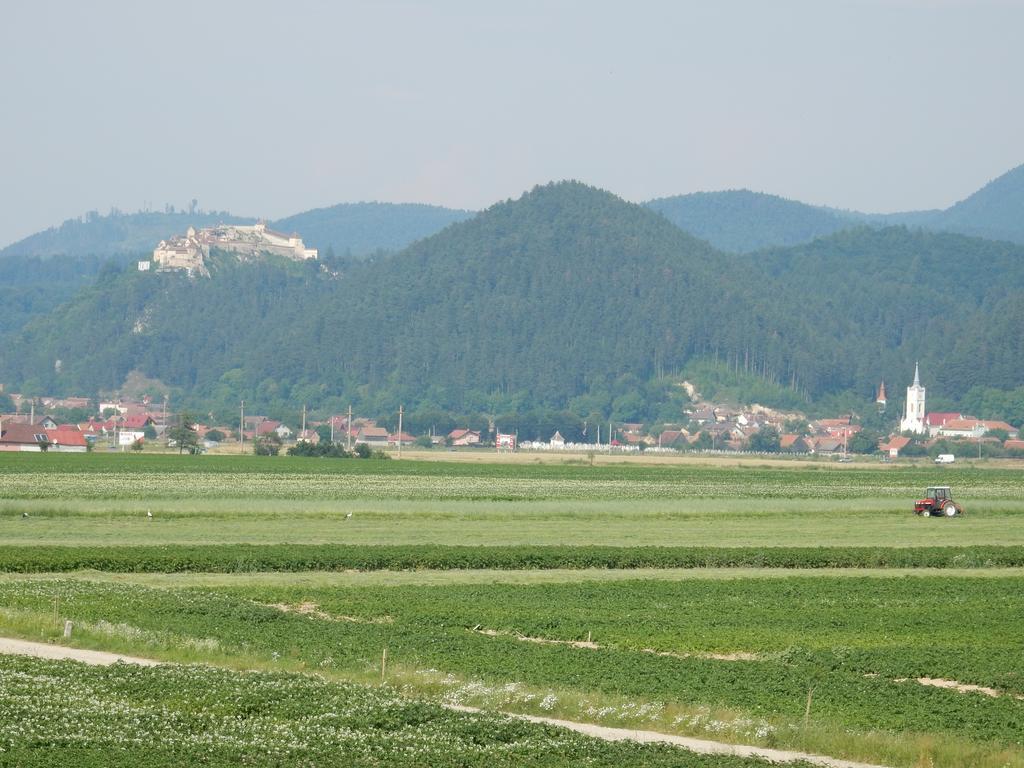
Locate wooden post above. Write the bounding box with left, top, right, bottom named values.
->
left=804, top=686, right=814, bottom=726
left=63, top=620, right=73, bottom=639
left=381, top=647, right=388, bottom=685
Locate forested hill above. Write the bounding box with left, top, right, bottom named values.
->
left=4, top=182, right=1024, bottom=423
left=644, top=190, right=853, bottom=252
left=0, top=211, right=255, bottom=258
left=0, top=183, right=792, bottom=415
left=644, top=163, right=1024, bottom=252
left=1, top=204, right=476, bottom=261
left=0, top=253, right=139, bottom=336
left=930, top=163, right=1024, bottom=243
left=752, top=227, right=1024, bottom=402
left=272, top=202, right=475, bottom=257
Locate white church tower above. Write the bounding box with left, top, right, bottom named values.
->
left=900, top=363, right=927, bottom=434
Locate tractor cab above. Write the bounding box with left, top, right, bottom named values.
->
left=914, top=486, right=962, bottom=517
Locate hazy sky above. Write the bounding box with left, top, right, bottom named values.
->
left=1, top=0, right=1021, bottom=246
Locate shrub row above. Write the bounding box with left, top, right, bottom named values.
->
left=1, top=544, right=1022, bottom=572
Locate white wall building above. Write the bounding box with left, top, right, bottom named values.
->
left=900, top=363, right=927, bottom=435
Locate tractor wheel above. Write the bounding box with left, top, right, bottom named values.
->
left=943, top=502, right=957, bottom=517
left=919, top=509, right=930, bottom=517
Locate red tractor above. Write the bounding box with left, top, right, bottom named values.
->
left=915, top=486, right=963, bottom=517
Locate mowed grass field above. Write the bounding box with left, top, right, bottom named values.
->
left=2, top=452, right=1023, bottom=548
left=1, top=452, right=1023, bottom=768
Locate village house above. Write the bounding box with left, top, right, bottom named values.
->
left=812, top=437, right=844, bottom=455
left=658, top=430, right=689, bottom=449
left=356, top=426, right=389, bottom=446
left=879, top=435, right=912, bottom=459
left=779, top=434, right=811, bottom=453
left=689, top=407, right=717, bottom=426
left=448, top=428, right=481, bottom=447
left=938, top=419, right=1018, bottom=440
left=44, top=427, right=89, bottom=452
left=0, top=422, right=51, bottom=451
left=256, top=421, right=294, bottom=441
left=925, top=412, right=964, bottom=436
left=388, top=432, right=415, bottom=447
left=549, top=431, right=565, bottom=447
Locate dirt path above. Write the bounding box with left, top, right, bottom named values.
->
left=448, top=704, right=890, bottom=767
left=0, top=637, right=161, bottom=666
left=0, top=637, right=890, bottom=768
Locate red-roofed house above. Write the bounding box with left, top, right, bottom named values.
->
left=357, top=426, right=389, bottom=445
left=448, top=429, right=481, bottom=447
left=780, top=434, right=811, bottom=453
left=256, top=421, right=293, bottom=440
left=121, top=414, right=155, bottom=430
left=388, top=432, right=415, bottom=447
left=879, top=435, right=911, bottom=458
left=1004, top=439, right=1024, bottom=453
left=979, top=420, right=1018, bottom=437
left=936, top=419, right=1016, bottom=439
left=925, top=412, right=965, bottom=436
left=0, top=422, right=50, bottom=451
left=44, top=428, right=88, bottom=452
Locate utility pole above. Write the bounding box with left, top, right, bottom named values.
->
left=240, top=400, right=245, bottom=454
left=330, top=415, right=335, bottom=444
left=301, top=404, right=307, bottom=437
left=397, top=405, right=404, bottom=459
left=346, top=404, right=352, bottom=452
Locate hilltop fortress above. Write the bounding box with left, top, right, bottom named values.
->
left=147, top=223, right=317, bottom=276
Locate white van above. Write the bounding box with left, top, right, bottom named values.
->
left=934, top=454, right=955, bottom=464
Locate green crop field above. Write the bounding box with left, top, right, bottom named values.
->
left=1, top=655, right=785, bottom=768
left=1, top=452, right=1022, bottom=768
left=2, top=453, right=1023, bottom=550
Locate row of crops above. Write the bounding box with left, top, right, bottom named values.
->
left=1, top=655, right=781, bottom=768
left=1, top=543, right=1023, bottom=571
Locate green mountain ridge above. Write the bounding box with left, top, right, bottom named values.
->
left=273, top=202, right=475, bottom=257
left=645, top=190, right=853, bottom=252
left=4, top=181, right=1024, bottom=425
left=0, top=211, right=256, bottom=259
left=644, top=163, right=1024, bottom=252
left=5, top=162, right=1022, bottom=262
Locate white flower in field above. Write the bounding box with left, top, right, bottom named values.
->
left=539, top=693, right=557, bottom=711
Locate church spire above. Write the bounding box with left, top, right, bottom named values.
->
left=913, top=362, right=920, bottom=387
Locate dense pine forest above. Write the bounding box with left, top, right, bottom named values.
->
left=3, top=180, right=1024, bottom=428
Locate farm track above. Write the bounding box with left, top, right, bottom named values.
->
left=0, top=636, right=891, bottom=768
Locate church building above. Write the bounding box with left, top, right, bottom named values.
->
left=900, top=363, right=927, bottom=435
